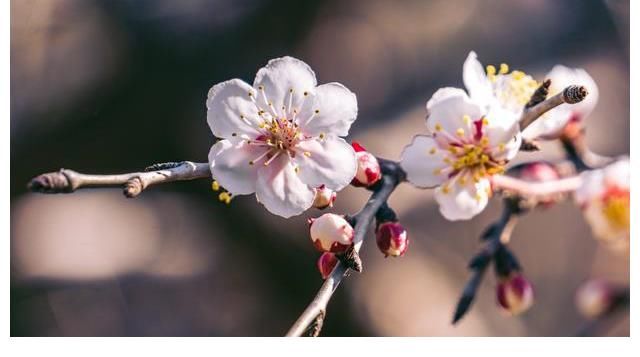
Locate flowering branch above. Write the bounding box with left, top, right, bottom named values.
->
left=27, top=161, right=210, bottom=198
left=285, top=158, right=405, bottom=337
left=519, top=85, right=588, bottom=131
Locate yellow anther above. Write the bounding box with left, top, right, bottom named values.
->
left=474, top=193, right=483, bottom=202
left=259, top=122, right=266, bottom=128
left=211, top=180, right=220, bottom=191
left=218, top=191, right=232, bottom=204
left=314, top=109, right=320, bottom=114
left=480, top=154, right=489, bottom=163
left=441, top=185, right=450, bottom=194
left=463, top=115, right=471, bottom=125
left=456, top=128, right=465, bottom=137
left=458, top=176, right=467, bottom=186
left=603, top=195, right=630, bottom=230
left=434, top=123, right=443, bottom=132
left=319, top=133, right=325, bottom=139
left=304, top=151, right=312, bottom=157
left=482, top=118, right=489, bottom=126
left=294, top=166, right=300, bottom=174
left=258, top=85, right=264, bottom=90
left=448, top=146, right=458, bottom=154
left=498, top=143, right=506, bottom=152
left=486, top=65, right=496, bottom=76
left=512, top=70, right=525, bottom=81
left=428, top=147, right=437, bottom=155
left=499, top=63, right=509, bottom=74
left=480, top=137, right=489, bottom=146
left=443, top=158, right=452, bottom=164
left=432, top=168, right=442, bottom=175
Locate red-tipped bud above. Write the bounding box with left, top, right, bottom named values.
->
left=317, top=252, right=338, bottom=279
left=309, top=213, right=354, bottom=253
left=376, top=221, right=408, bottom=257
left=575, top=279, right=615, bottom=319
left=351, top=142, right=381, bottom=187
left=312, top=185, right=337, bottom=209
left=496, top=274, right=534, bottom=315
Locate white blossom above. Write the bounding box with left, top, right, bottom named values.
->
left=401, top=87, right=521, bottom=220
left=207, top=57, right=358, bottom=218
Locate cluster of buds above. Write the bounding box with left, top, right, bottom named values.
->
left=351, top=142, right=382, bottom=187
left=496, top=273, right=534, bottom=315
left=312, top=185, right=337, bottom=210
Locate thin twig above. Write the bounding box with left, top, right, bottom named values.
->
left=519, top=85, right=588, bottom=131
left=27, top=161, right=210, bottom=197
left=285, top=159, right=405, bottom=337
left=491, top=174, right=582, bottom=199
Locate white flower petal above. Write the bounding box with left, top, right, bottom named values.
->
left=297, top=83, right=358, bottom=137
left=207, top=79, right=263, bottom=139
left=522, top=65, right=599, bottom=140
left=435, top=178, right=491, bottom=221
left=463, top=51, right=494, bottom=107
left=293, top=136, right=357, bottom=191
left=253, top=56, right=317, bottom=118
left=400, top=135, right=449, bottom=188
left=255, top=154, right=315, bottom=218
left=426, top=87, right=484, bottom=136
left=208, top=140, right=264, bottom=195
left=483, top=105, right=522, bottom=161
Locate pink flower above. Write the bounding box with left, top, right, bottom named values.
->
left=375, top=221, right=408, bottom=257
left=309, top=213, right=354, bottom=253
left=351, top=142, right=382, bottom=187
left=496, top=274, right=534, bottom=315
left=207, top=57, right=358, bottom=217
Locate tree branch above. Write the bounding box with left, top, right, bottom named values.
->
left=27, top=161, right=210, bottom=198
left=519, top=85, right=588, bottom=131
left=285, top=159, right=405, bottom=337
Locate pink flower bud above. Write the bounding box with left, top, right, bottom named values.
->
left=518, top=162, right=560, bottom=183
left=309, top=213, right=354, bottom=253
left=317, top=252, right=338, bottom=279
left=312, top=185, right=337, bottom=209
left=575, top=279, right=614, bottom=318
left=376, top=221, right=408, bottom=257
left=496, top=274, right=534, bottom=315
left=351, top=142, right=381, bottom=187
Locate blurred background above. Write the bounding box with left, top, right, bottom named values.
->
left=10, top=0, right=629, bottom=336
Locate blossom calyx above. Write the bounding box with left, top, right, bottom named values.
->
left=312, top=185, right=337, bottom=209
left=317, top=252, right=339, bottom=279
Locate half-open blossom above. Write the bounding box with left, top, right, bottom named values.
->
left=400, top=87, right=522, bottom=220
left=575, top=279, right=615, bottom=319
left=375, top=221, right=408, bottom=257
left=207, top=57, right=358, bottom=218
left=312, top=185, right=337, bottom=209
left=317, top=252, right=338, bottom=279
left=463, top=51, right=539, bottom=116
left=522, top=65, right=598, bottom=140
left=309, top=213, right=354, bottom=253
left=496, top=273, right=534, bottom=315
left=351, top=142, right=382, bottom=187
left=575, top=158, right=629, bottom=249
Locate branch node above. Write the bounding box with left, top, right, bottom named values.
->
left=144, top=161, right=186, bottom=172
left=519, top=139, right=540, bottom=152
left=340, top=244, right=363, bottom=273
left=305, top=311, right=325, bottom=337
left=124, top=177, right=144, bottom=198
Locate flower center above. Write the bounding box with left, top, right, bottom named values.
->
left=601, top=187, right=630, bottom=231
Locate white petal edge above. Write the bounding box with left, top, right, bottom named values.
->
left=293, top=136, right=357, bottom=191
left=400, top=135, right=449, bottom=188
left=207, top=79, right=263, bottom=140
left=483, top=104, right=522, bottom=161
left=297, top=82, right=358, bottom=137
left=426, top=87, right=485, bottom=136
left=435, top=178, right=491, bottom=221
left=208, top=140, right=263, bottom=195
left=463, top=51, right=494, bottom=107
left=253, top=56, right=317, bottom=119
left=255, top=154, right=315, bottom=218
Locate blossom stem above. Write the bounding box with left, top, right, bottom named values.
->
left=27, top=161, right=210, bottom=198
left=519, top=85, right=588, bottom=131
left=285, top=158, right=405, bottom=337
